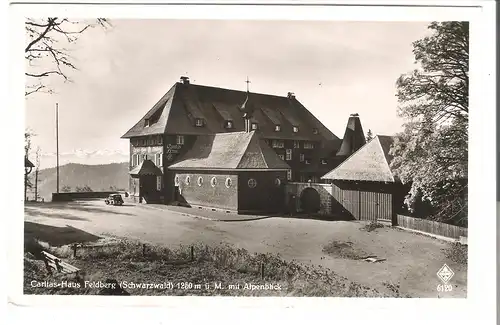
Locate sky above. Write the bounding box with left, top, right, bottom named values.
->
left=25, top=19, right=431, bottom=169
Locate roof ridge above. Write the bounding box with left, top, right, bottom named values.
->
left=235, top=131, right=256, bottom=168
left=323, top=135, right=369, bottom=178
left=375, top=136, right=395, bottom=182
left=258, top=138, right=269, bottom=169
left=162, top=83, right=179, bottom=134
left=182, top=82, right=293, bottom=100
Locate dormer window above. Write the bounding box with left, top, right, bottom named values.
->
left=251, top=123, right=258, bottom=130
left=293, top=126, right=299, bottom=133
left=274, top=125, right=281, bottom=132
left=313, top=128, right=319, bottom=135
left=195, top=118, right=204, bottom=127
left=145, top=119, right=151, bottom=127
left=225, top=120, right=234, bottom=129
left=304, top=142, right=314, bottom=149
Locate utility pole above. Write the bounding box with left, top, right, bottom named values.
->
left=56, top=103, right=59, bottom=193
left=34, top=168, right=38, bottom=201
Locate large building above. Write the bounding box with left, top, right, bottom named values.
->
left=121, top=76, right=366, bottom=206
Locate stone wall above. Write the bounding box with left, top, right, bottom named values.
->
left=52, top=191, right=119, bottom=202
left=284, top=182, right=333, bottom=215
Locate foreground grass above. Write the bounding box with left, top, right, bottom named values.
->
left=442, top=242, right=468, bottom=265
left=24, top=237, right=407, bottom=297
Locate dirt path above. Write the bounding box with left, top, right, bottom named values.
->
left=24, top=200, right=467, bottom=297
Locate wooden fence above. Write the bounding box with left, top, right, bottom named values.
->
left=396, top=215, right=468, bottom=239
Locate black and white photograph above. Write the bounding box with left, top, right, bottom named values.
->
left=6, top=2, right=496, bottom=318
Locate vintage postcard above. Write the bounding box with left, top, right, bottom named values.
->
left=5, top=0, right=496, bottom=323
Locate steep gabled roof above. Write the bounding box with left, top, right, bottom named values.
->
left=122, top=80, right=339, bottom=141
left=168, top=131, right=291, bottom=171
left=322, top=135, right=397, bottom=182
left=121, top=84, right=177, bottom=138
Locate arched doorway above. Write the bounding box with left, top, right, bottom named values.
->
left=300, top=187, right=321, bottom=213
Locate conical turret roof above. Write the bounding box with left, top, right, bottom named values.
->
left=336, top=113, right=366, bottom=157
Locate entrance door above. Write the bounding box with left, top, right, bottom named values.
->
left=300, top=187, right=321, bottom=213
left=139, top=175, right=158, bottom=203
left=359, top=191, right=392, bottom=222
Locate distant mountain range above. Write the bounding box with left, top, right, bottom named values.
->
left=37, top=149, right=129, bottom=169
left=27, top=162, right=129, bottom=201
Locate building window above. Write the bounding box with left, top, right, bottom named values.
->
left=225, top=120, right=233, bottom=129
left=248, top=178, right=257, bottom=188
left=287, top=170, right=292, bottom=181
left=272, top=140, right=285, bottom=148
left=176, top=135, right=185, bottom=145
left=251, top=123, right=258, bottom=130
left=300, top=154, right=305, bottom=162
left=159, top=153, right=163, bottom=167
left=185, top=175, right=191, bottom=186
left=293, top=126, right=299, bottom=133
left=305, top=159, right=311, bottom=165
left=285, top=149, right=292, bottom=161
left=274, top=178, right=281, bottom=187
left=158, top=135, right=163, bottom=145
left=321, top=158, right=328, bottom=165
left=225, top=177, right=232, bottom=188
left=313, top=128, right=319, bottom=135
left=304, top=142, right=314, bottom=149
left=174, top=176, right=180, bottom=186
left=145, top=119, right=150, bottom=127
left=211, top=177, right=217, bottom=187
left=274, top=125, right=281, bottom=132
left=278, top=154, right=285, bottom=160
left=197, top=176, right=203, bottom=187
left=293, top=141, right=300, bottom=149
left=195, top=118, right=204, bottom=127
left=157, top=176, right=162, bottom=190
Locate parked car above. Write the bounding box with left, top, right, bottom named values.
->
left=105, top=193, right=124, bottom=206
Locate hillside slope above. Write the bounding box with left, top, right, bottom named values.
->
left=27, top=162, right=129, bottom=201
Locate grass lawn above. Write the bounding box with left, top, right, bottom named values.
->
left=24, top=236, right=408, bottom=297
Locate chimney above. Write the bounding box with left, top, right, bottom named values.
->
left=180, top=76, right=190, bottom=85
left=287, top=92, right=295, bottom=99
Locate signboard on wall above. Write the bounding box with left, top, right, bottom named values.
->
left=165, top=144, right=182, bottom=162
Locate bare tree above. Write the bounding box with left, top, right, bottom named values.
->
left=25, top=18, right=111, bottom=96
left=34, top=147, right=42, bottom=201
